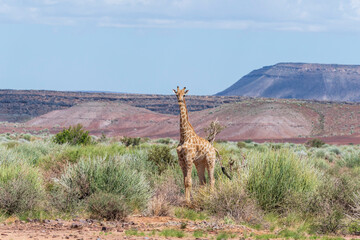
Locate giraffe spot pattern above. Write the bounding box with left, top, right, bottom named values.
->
left=174, top=87, right=219, bottom=204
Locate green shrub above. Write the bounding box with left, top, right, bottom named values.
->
left=10, top=140, right=62, bottom=165
left=244, top=139, right=253, bottom=143
left=3, top=141, right=19, bottom=149
left=147, top=145, right=176, bottom=174
left=194, top=177, right=263, bottom=224
left=0, top=163, right=44, bottom=214
left=53, top=124, right=92, bottom=145
left=342, top=154, right=360, bottom=168
left=269, top=143, right=282, bottom=150
left=54, top=156, right=151, bottom=211
left=306, top=139, right=325, bottom=148
left=58, top=143, right=127, bottom=163
left=120, top=136, right=141, bottom=147
left=324, top=168, right=360, bottom=210
left=246, top=149, right=320, bottom=211
left=325, top=153, right=335, bottom=163
left=98, top=133, right=108, bottom=143
left=237, top=141, right=246, bottom=148
left=0, top=146, right=18, bottom=165
left=156, top=138, right=172, bottom=144
left=348, top=221, right=360, bottom=235
left=306, top=169, right=360, bottom=233
left=315, top=150, right=326, bottom=158
left=329, top=147, right=341, bottom=155
left=22, top=134, right=32, bottom=141
left=313, top=208, right=344, bottom=233
left=174, top=207, right=207, bottom=221
left=87, top=191, right=129, bottom=220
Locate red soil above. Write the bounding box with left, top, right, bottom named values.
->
left=2, top=98, right=360, bottom=144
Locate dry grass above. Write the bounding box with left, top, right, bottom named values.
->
left=193, top=176, right=264, bottom=225
left=148, top=175, right=182, bottom=216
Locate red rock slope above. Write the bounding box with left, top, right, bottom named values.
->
left=26, top=102, right=178, bottom=138
left=24, top=99, right=331, bottom=140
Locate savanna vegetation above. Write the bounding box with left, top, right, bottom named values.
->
left=2, top=127, right=360, bottom=238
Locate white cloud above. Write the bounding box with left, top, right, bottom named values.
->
left=0, top=0, right=360, bottom=31
left=350, top=0, right=360, bottom=17
left=0, top=3, right=11, bottom=13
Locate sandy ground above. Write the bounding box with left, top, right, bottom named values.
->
left=0, top=216, right=258, bottom=240
left=2, top=216, right=360, bottom=240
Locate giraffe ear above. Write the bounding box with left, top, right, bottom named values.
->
left=173, top=89, right=177, bottom=94
left=184, top=90, right=189, bottom=95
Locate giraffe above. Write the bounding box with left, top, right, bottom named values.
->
left=173, top=86, right=230, bottom=204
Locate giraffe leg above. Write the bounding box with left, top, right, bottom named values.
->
left=178, top=159, right=187, bottom=199
left=206, top=154, right=216, bottom=190
left=195, top=161, right=206, bottom=185
left=207, top=165, right=215, bottom=190
left=184, top=161, right=193, bottom=205
left=177, top=147, right=193, bottom=205
left=177, top=155, right=193, bottom=205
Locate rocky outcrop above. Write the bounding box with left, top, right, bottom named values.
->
left=217, top=63, right=360, bottom=101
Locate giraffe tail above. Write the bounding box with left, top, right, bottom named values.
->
left=215, top=149, right=232, bottom=180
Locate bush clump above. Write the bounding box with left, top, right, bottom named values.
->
left=148, top=175, right=182, bottom=216
left=156, top=138, right=172, bottom=145
left=54, top=156, right=151, bottom=211
left=87, top=191, right=129, bottom=220
left=329, top=147, right=341, bottom=155
left=342, top=154, right=360, bottom=168
left=246, top=149, right=320, bottom=211
left=306, top=138, right=325, bottom=148
left=237, top=141, right=246, bottom=148
left=0, top=163, right=44, bottom=214
left=120, top=136, right=141, bottom=147
left=53, top=124, right=92, bottom=146
left=194, top=177, right=263, bottom=224
left=10, top=140, right=63, bottom=165
left=147, top=145, right=176, bottom=174
left=306, top=169, right=360, bottom=233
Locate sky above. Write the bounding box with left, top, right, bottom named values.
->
left=1, top=0, right=360, bottom=95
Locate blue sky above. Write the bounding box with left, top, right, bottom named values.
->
left=1, top=0, right=360, bottom=95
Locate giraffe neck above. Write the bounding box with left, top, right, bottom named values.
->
left=178, top=99, right=196, bottom=143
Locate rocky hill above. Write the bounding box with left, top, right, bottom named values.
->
left=217, top=63, right=360, bottom=101
left=0, top=89, right=246, bottom=122
left=20, top=98, right=360, bottom=143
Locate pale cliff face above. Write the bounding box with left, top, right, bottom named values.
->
left=217, top=63, right=360, bottom=102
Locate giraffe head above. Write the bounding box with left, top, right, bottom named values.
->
left=173, top=86, right=189, bottom=102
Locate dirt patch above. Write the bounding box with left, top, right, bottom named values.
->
left=0, top=216, right=258, bottom=240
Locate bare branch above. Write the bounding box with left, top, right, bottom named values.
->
left=203, top=118, right=226, bottom=144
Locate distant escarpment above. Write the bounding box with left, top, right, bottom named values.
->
left=217, top=63, right=360, bottom=101
left=0, top=90, right=246, bottom=122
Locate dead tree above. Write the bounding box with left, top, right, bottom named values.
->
left=203, top=118, right=226, bottom=144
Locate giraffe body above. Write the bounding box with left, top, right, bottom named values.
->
left=173, top=86, right=218, bottom=204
